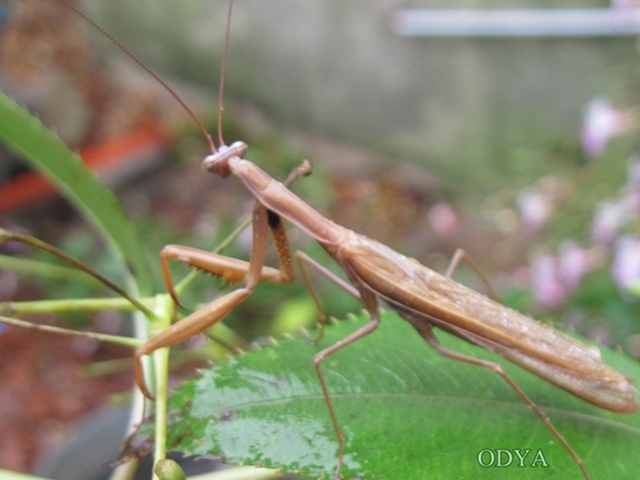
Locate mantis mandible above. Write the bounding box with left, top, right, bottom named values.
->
left=60, top=1, right=637, bottom=479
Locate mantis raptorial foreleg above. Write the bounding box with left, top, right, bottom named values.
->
left=160, top=247, right=288, bottom=304
left=135, top=203, right=295, bottom=399
left=135, top=161, right=314, bottom=399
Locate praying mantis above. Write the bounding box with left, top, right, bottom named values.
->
left=2, top=1, right=639, bottom=480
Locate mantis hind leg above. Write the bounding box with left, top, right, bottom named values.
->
left=411, top=320, right=591, bottom=480
left=445, top=248, right=500, bottom=301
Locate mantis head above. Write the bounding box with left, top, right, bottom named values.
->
left=203, top=141, right=249, bottom=178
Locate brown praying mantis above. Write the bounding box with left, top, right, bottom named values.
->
left=7, top=1, right=640, bottom=479
left=126, top=5, right=637, bottom=480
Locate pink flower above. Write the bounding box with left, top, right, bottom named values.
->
left=558, top=241, right=591, bottom=291
left=581, top=98, right=628, bottom=158
left=428, top=202, right=459, bottom=240
left=612, top=235, right=640, bottom=290
left=517, top=188, right=550, bottom=233
left=591, top=200, right=630, bottom=244
left=611, top=0, right=637, bottom=12
left=530, top=253, right=567, bottom=309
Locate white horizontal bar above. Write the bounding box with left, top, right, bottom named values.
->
left=392, top=9, right=640, bottom=37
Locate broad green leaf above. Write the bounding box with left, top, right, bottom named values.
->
left=0, top=92, right=152, bottom=293
left=142, top=311, right=640, bottom=479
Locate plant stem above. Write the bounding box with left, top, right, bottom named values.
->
left=0, top=228, right=156, bottom=318
left=0, top=315, right=143, bottom=348
left=149, top=294, right=174, bottom=480
left=0, top=253, right=100, bottom=284
left=3, top=296, right=155, bottom=315
left=0, top=469, right=50, bottom=480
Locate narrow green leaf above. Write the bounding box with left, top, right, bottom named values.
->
left=145, top=311, right=640, bottom=480
left=0, top=253, right=100, bottom=285
left=0, top=92, right=152, bottom=293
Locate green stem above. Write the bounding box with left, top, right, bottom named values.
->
left=153, top=346, right=170, bottom=480
left=186, top=467, right=283, bottom=480
left=3, top=296, right=155, bottom=315
left=0, top=470, right=50, bottom=480
left=108, top=459, right=139, bottom=480
left=148, top=293, right=174, bottom=480
left=0, top=315, right=143, bottom=348
left=0, top=228, right=156, bottom=319
left=0, top=254, right=100, bottom=285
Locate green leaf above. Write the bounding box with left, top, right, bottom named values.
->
left=146, top=311, right=640, bottom=479
left=0, top=92, right=152, bottom=293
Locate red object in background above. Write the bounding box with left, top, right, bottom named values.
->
left=0, top=120, right=172, bottom=215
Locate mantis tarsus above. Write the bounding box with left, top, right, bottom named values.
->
left=11, top=1, right=640, bottom=479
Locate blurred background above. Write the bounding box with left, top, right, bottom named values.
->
left=1, top=0, right=640, bottom=477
